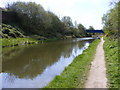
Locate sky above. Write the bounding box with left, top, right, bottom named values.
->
left=0, top=0, right=111, bottom=29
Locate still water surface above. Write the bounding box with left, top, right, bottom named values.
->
left=1, top=38, right=94, bottom=88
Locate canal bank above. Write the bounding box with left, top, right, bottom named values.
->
left=1, top=24, right=86, bottom=48
left=45, top=39, right=100, bottom=88
left=1, top=37, right=60, bottom=48
left=85, top=37, right=107, bottom=88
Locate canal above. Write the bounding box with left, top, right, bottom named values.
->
left=1, top=38, right=94, bottom=88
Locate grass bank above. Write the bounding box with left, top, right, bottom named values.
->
left=1, top=37, right=67, bottom=48
left=0, top=24, right=39, bottom=48
left=1, top=38, right=39, bottom=48
left=103, top=37, right=119, bottom=88
left=45, top=39, right=100, bottom=88
left=1, top=24, right=74, bottom=48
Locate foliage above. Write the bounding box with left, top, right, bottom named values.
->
left=7, top=2, right=87, bottom=38
left=102, top=1, right=119, bottom=38
left=2, top=1, right=90, bottom=38
left=1, top=1, right=90, bottom=48
left=45, top=39, right=100, bottom=88
left=61, top=16, right=74, bottom=35
left=61, top=16, right=87, bottom=37
left=9, top=2, right=48, bottom=35
left=103, top=37, right=119, bottom=88
left=88, top=26, right=95, bottom=30
left=45, top=11, right=65, bottom=38
left=1, top=24, right=24, bottom=38
left=102, top=2, right=119, bottom=88
left=78, top=24, right=86, bottom=36
left=61, top=16, right=73, bottom=28
left=8, top=2, right=64, bottom=38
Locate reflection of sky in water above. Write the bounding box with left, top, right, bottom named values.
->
left=0, top=73, right=2, bottom=90
left=2, top=38, right=92, bottom=88
left=73, top=37, right=94, bottom=42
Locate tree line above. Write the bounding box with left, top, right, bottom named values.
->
left=3, top=1, right=95, bottom=39
left=102, top=1, right=119, bottom=39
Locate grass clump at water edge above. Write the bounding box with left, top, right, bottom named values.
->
left=45, top=39, right=100, bottom=88
left=1, top=38, right=39, bottom=48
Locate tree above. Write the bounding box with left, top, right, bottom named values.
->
left=61, top=16, right=74, bottom=35
left=9, top=2, right=47, bottom=35
left=88, top=26, right=95, bottom=30
left=8, top=2, right=65, bottom=38
left=78, top=24, right=86, bottom=35
left=102, top=1, right=119, bottom=38
left=61, top=16, right=73, bottom=28
left=45, top=11, right=65, bottom=38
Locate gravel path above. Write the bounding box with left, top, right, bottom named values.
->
left=85, top=37, right=108, bottom=88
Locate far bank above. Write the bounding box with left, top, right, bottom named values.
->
left=1, top=24, right=90, bottom=48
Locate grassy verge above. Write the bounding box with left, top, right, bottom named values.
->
left=1, top=38, right=39, bottom=48
left=45, top=39, right=100, bottom=88
left=1, top=23, right=63, bottom=48
left=103, top=37, right=119, bottom=88
left=1, top=37, right=63, bottom=48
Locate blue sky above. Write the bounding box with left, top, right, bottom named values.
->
left=0, top=0, right=111, bottom=29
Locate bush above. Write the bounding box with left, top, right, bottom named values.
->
left=2, top=28, right=10, bottom=34
left=2, top=24, right=25, bottom=38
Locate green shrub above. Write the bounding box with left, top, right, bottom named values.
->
left=2, top=24, right=25, bottom=38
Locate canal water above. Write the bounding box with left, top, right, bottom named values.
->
left=1, top=38, right=94, bottom=88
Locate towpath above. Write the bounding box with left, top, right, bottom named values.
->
left=85, top=37, right=108, bottom=88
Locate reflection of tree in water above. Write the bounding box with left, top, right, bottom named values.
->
left=2, top=46, right=26, bottom=61
left=2, top=39, right=94, bottom=79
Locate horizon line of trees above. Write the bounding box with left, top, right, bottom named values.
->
left=2, top=1, right=96, bottom=39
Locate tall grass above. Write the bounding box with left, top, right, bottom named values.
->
left=103, top=37, right=119, bottom=88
